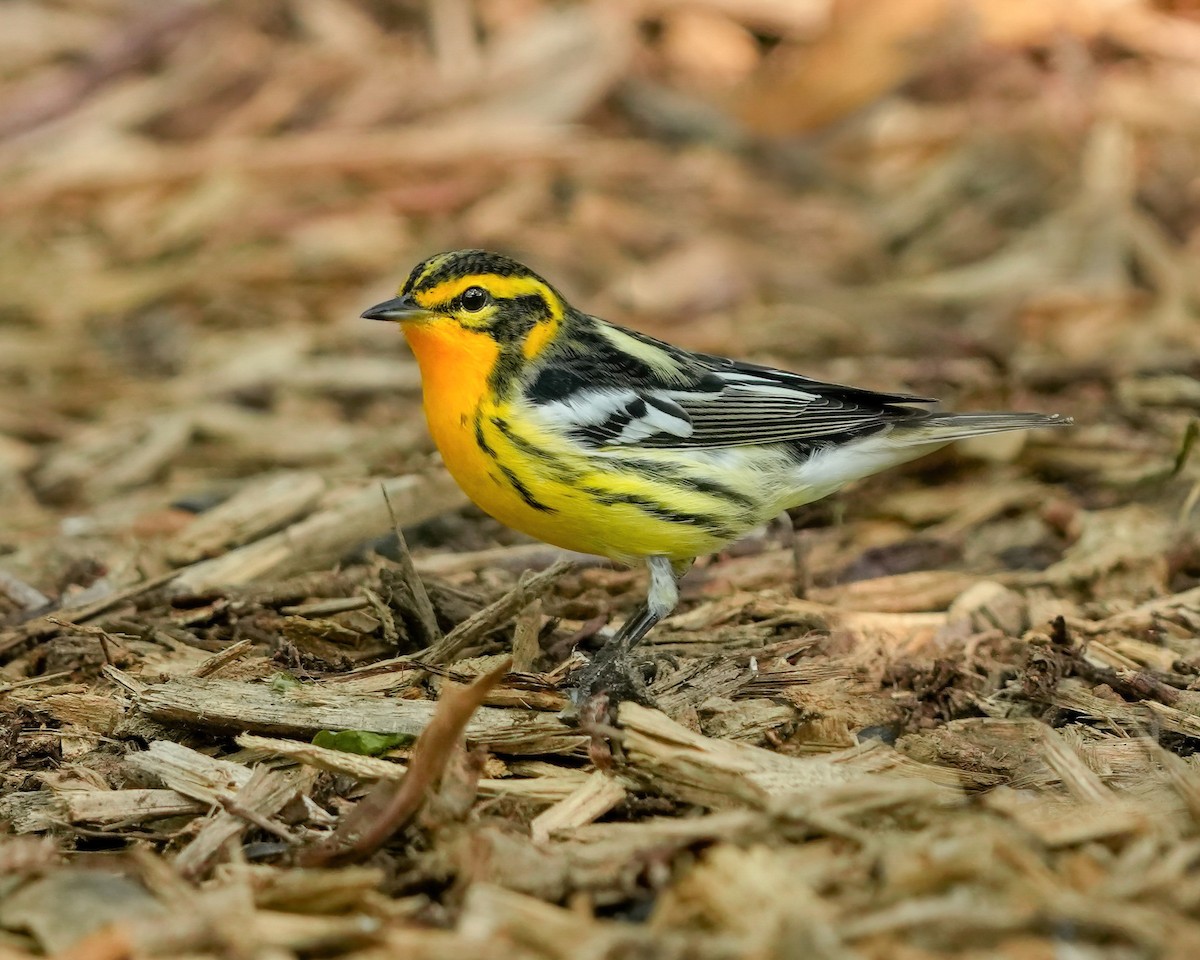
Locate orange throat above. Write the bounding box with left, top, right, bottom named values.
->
left=403, top=322, right=500, bottom=414
left=402, top=320, right=501, bottom=477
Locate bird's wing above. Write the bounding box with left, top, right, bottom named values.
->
left=524, top=324, right=935, bottom=450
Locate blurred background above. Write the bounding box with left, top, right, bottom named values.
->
left=1, top=0, right=1198, bottom=595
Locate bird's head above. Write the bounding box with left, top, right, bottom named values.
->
left=362, top=250, right=568, bottom=361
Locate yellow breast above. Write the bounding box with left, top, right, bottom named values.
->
left=403, top=322, right=738, bottom=564
left=403, top=323, right=569, bottom=543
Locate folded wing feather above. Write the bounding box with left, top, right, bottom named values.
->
left=526, top=328, right=934, bottom=451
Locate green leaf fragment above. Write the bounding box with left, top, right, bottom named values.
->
left=267, top=672, right=303, bottom=693
left=312, top=730, right=411, bottom=755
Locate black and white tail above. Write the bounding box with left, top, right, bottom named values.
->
left=791, top=410, right=1072, bottom=502
left=901, top=412, right=1073, bottom=443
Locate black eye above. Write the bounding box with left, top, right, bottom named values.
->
left=460, top=287, right=489, bottom=312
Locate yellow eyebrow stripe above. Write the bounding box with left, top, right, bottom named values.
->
left=414, top=272, right=565, bottom=358
left=416, top=274, right=561, bottom=308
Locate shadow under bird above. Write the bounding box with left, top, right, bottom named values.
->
left=363, top=250, right=1071, bottom=703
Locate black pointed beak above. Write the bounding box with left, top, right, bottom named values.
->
left=361, top=293, right=427, bottom=322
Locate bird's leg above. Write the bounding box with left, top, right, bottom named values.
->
left=569, top=555, right=680, bottom=707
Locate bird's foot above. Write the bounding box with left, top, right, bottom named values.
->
left=563, top=647, right=656, bottom=720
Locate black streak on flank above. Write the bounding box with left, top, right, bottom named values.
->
left=611, top=457, right=756, bottom=510
left=491, top=417, right=584, bottom=482
left=500, top=466, right=556, bottom=513
left=473, top=410, right=496, bottom=458
left=580, top=486, right=733, bottom=539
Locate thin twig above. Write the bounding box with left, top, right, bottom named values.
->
left=419, top=560, right=573, bottom=665
left=381, top=483, right=442, bottom=646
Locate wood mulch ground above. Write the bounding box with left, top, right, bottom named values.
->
left=1, top=2, right=1199, bottom=957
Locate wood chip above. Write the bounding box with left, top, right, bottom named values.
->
left=167, top=470, right=327, bottom=565
left=136, top=676, right=585, bottom=755
left=618, top=702, right=962, bottom=817
left=530, top=770, right=628, bottom=842
left=170, top=474, right=466, bottom=593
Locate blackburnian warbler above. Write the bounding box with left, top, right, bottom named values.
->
left=363, top=250, right=1070, bottom=699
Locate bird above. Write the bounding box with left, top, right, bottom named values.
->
left=362, top=249, right=1070, bottom=702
